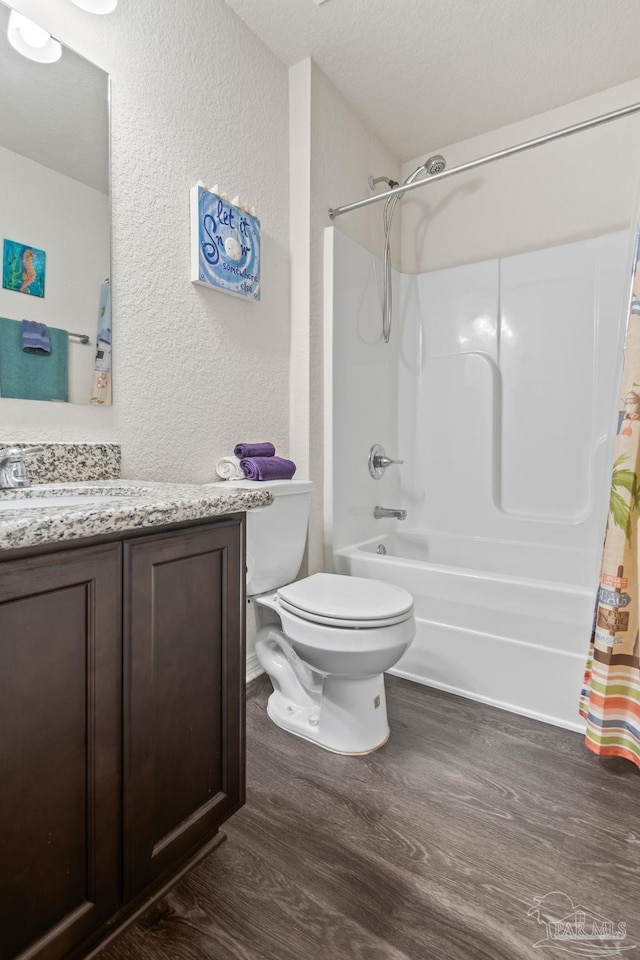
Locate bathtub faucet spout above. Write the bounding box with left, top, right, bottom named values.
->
left=374, top=506, right=407, bottom=520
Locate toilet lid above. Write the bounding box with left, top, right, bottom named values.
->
left=277, top=573, right=413, bottom=628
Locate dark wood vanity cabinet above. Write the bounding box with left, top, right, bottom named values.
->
left=0, top=544, right=122, bottom=960
left=0, top=517, right=245, bottom=960
left=123, top=524, right=244, bottom=898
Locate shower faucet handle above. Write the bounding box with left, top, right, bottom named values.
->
left=368, top=443, right=403, bottom=479
left=375, top=455, right=403, bottom=469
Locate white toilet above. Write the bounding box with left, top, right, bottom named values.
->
left=237, top=479, right=415, bottom=755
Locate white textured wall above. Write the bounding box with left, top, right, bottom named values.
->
left=1, top=0, right=290, bottom=484
left=401, top=78, right=640, bottom=274
left=289, top=58, right=402, bottom=573
left=0, top=145, right=110, bottom=405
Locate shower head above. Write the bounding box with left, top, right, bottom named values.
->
left=402, top=154, right=447, bottom=189
left=368, top=174, right=399, bottom=191
left=424, top=154, right=446, bottom=175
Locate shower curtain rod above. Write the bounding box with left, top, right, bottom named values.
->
left=328, top=100, right=640, bottom=220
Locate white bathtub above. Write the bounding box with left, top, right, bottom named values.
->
left=334, top=531, right=595, bottom=730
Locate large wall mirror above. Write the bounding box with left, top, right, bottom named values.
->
left=0, top=1, right=111, bottom=406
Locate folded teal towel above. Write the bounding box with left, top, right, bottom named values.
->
left=0, top=317, right=68, bottom=401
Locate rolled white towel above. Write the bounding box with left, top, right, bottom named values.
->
left=216, top=455, right=244, bottom=481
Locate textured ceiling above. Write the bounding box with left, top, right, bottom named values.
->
left=0, top=1, right=108, bottom=193
left=225, top=0, right=640, bottom=161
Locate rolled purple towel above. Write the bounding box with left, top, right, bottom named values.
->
left=240, top=456, right=296, bottom=481
left=234, top=441, right=276, bottom=458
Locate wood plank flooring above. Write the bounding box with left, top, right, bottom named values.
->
left=99, top=675, right=640, bottom=960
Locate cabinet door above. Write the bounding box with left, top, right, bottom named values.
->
left=123, top=520, right=244, bottom=898
left=0, top=543, right=121, bottom=960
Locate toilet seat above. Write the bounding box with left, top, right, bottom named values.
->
left=277, top=572, right=413, bottom=630
left=277, top=597, right=413, bottom=628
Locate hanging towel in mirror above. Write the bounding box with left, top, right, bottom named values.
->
left=21, top=319, right=51, bottom=354
left=0, top=317, right=68, bottom=401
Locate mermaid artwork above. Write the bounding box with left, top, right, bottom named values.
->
left=1, top=239, right=45, bottom=298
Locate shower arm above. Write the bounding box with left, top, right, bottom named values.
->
left=328, top=99, right=640, bottom=220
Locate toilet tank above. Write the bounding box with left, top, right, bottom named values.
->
left=232, top=479, right=313, bottom=595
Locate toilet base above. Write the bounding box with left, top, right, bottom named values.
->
left=265, top=673, right=391, bottom=755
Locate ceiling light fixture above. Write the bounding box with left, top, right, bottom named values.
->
left=69, top=0, right=118, bottom=13
left=7, top=11, right=62, bottom=63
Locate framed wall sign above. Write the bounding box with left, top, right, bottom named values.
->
left=190, top=185, right=260, bottom=301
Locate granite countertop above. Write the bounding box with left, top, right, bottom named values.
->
left=0, top=480, right=272, bottom=552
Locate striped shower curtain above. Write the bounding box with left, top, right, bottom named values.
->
left=580, top=237, right=640, bottom=768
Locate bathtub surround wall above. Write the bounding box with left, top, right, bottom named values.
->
left=289, top=59, right=402, bottom=574
left=328, top=225, right=632, bottom=728
left=2, top=0, right=290, bottom=481
left=399, top=231, right=631, bottom=550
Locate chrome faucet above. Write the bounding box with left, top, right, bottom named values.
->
left=0, top=446, right=44, bottom=489
left=374, top=506, right=407, bottom=520
left=368, top=444, right=404, bottom=479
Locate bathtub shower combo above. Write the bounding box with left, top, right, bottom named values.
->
left=326, top=227, right=632, bottom=729
left=325, top=112, right=640, bottom=730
